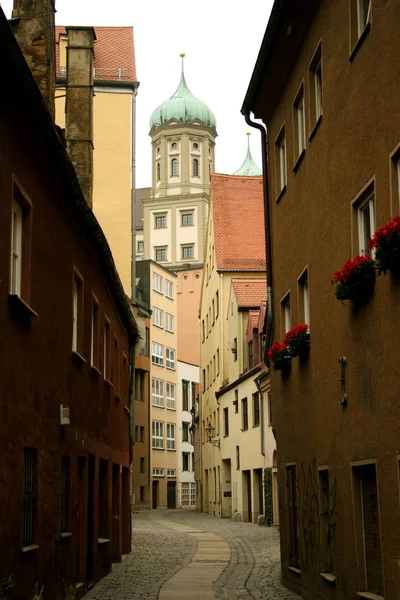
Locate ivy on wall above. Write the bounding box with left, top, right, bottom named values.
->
left=264, top=467, right=273, bottom=526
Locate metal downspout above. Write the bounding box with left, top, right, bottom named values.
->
left=244, top=114, right=274, bottom=358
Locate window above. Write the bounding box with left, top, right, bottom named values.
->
left=72, top=270, right=84, bottom=355
left=298, top=269, right=310, bottom=326
left=152, top=378, right=164, bottom=407
left=140, top=426, right=145, bottom=442
left=140, top=327, right=150, bottom=357
left=357, top=0, right=371, bottom=37
left=153, top=272, right=163, bottom=293
left=193, top=142, right=199, bottom=150
left=354, top=183, right=375, bottom=255
left=390, top=146, right=400, bottom=211
left=166, top=382, right=176, bottom=409
left=223, top=407, right=229, bottom=437
left=350, top=0, right=371, bottom=55
left=167, top=423, right=176, bottom=450
left=286, top=465, right=300, bottom=568
left=212, top=300, right=215, bottom=324
left=182, top=452, right=190, bottom=471
left=216, top=291, right=219, bottom=318
left=309, top=44, right=322, bottom=130
left=181, top=482, right=190, bottom=505
left=234, top=389, right=239, bottom=413
left=153, top=467, right=164, bottom=477
left=191, top=382, right=196, bottom=408
left=182, top=380, right=189, bottom=411
left=181, top=212, right=193, bottom=226
left=182, top=422, right=190, bottom=442
left=152, top=307, right=163, bottom=328
left=216, top=348, right=220, bottom=376
left=156, top=162, right=160, bottom=182
left=242, top=398, right=248, bottom=431
left=10, top=200, right=23, bottom=296
left=206, top=366, right=209, bottom=389
left=166, top=347, right=175, bottom=370
left=140, top=486, right=145, bottom=502
left=113, top=336, right=120, bottom=394
left=155, top=214, right=166, bottom=229
left=202, top=369, right=206, bottom=392
left=248, top=341, right=254, bottom=369
left=91, top=296, right=99, bottom=369
left=60, top=456, right=70, bottom=533
left=267, top=392, right=272, bottom=426
left=165, top=313, right=174, bottom=332
left=253, top=392, right=260, bottom=427
left=192, top=158, right=199, bottom=177
left=202, top=320, right=205, bottom=342
left=206, top=314, right=209, bottom=336
left=181, top=245, right=194, bottom=260
left=137, top=240, right=144, bottom=253
left=236, top=446, right=240, bottom=470
left=171, top=158, right=179, bottom=177
left=171, top=142, right=178, bottom=150
left=10, top=184, right=32, bottom=302
left=281, top=293, right=291, bottom=337
left=351, top=462, right=383, bottom=595
left=275, top=126, right=287, bottom=196
left=167, top=469, right=176, bottom=477
left=232, top=337, right=238, bottom=362
left=152, top=342, right=164, bottom=366
left=135, top=425, right=139, bottom=442
left=104, top=317, right=111, bottom=380
left=319, top=468, right=335, bottom=576
left=165, top=279, right=174, bottom=299
left=293, top=85, right=306, bottom=164
left=155, top=247, right=167, bottom=262
left=98, top=459, right=109, bottom=538
left=190, top=482, right=196, bottom=505
left=152, top=421, right=164, bottom=449
left=140, top=457, right=145, bottom=474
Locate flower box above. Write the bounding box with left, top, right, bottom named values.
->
left=267, top=341, right=292, bottom=371
left=368, top=215, right=400, bottom=274
left=284, top=324, right=310, bottom=358
left=332, top=255, right=376, bottom=304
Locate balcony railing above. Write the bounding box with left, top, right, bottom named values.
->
left=56, top=66, right=134, bottom=82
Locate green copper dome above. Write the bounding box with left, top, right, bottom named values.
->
left=233, top=134, right=262, bottom=176
left=150, top=56, right=216, bottom=130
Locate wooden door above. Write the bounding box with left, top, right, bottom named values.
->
left=152, top=481, right=158, bottom=509
left=112, top=464, right=121, bottom=562
left=86, top=455, right=95, bottom=583
left=76, top=455, right=87, bottom=583
left=246, top=471, right=252, bottom=523
left=167, top=482, right=176, bottom=509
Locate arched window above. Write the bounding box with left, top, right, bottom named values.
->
left=171, top=158, right=178, bottom=177
left=156, top=162, right=160, bottom=181
left=171, top=142, right=178, bottom=150
left=193, top=142, right=199, bottom=150
left=192, top=158, right=199, bottom=177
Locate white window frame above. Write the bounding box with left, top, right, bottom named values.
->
left=167, top=469, right=176, bottom=478
left=167, top=423, right=176, bottom=450
left=152, top=467, right=165, bottom=477
left=315, top=61, right=322, bottom=120
left=153, top=272, right=163, bottom=294
left=165, top=279, right=174, bottom=299
left=152, top=421, right=164, bottom=449
left=152, top=378, right=164, bottom=407
left=190, top=482, right=196, bottom=506
left=166, top=347, right=175, bottom=370
left=303, top=278, right=310, bottom=326
left=152, top=307, right=163, bottom=328
left=181, top=482, right=190, bottom=505
left=165, top=312, right=174, bottom=332
left=152, top=342, right=164, bottom=366
left=297, top=98, right=306, bottom=155
left=137, top=240, right=144, bottom=253
left=10, top=200, right=23, bottom=295
left=357, top=0, right=371, bottom=37
left=357, top=192, right=375, bottom=255
left=72, top=278, right=78, bottom=352
left=166, top=382, right=176, bottom=410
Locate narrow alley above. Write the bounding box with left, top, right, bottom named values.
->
left=84, top=510, right=301, bottom=600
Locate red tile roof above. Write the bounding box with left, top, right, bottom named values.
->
left=232, top=278, right=267, bottom=308
left=212, top=173, right=266, bottom=271
left=56, top=26, right=137, bottom=82
left=248, top=310, right=260, bottom=329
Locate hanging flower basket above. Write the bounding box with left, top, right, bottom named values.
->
left=332, top=255, right=376, bottom=304
left=284, top=324, right=310, bottom=358
left=368, top=215, right=400, bottom=274
left=267, top=341, right=292, bottom=371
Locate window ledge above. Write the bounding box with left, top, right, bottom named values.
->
left=91, top=365, right=101, bottom=376
left=320, top=572, right=336, bottom=584
left=97, top=538, right=110, bottom=545
left=115, top=394, right=122, bottom=403
left=104, top=378, right=114, bottom=388
left=309, top=114, right=322, bottom=142
left=166, top=407, right=176, bottom=411
left=252, top=424, right=260, bottom=428
left=21, top=544, right=39, bottom=553
left=166, top=366, right=175, bottom=371
left=60, top=532, right=72, bottom=539
left=292, top=149, right=305, bottom=173
left=167, top=448, right=176, bottom=452
left=275, top=185, right=287, bottom=204
left=9, top=294, right=38, bottom=318
left=356, top=593, right=384, bottom=600
left=288, top=566, right=301, bottom=575
left=349, top=22, right=371, bottom=62
left=152, top=447, right=165, bottom=451
left=72, top=350, right=85, bottom=364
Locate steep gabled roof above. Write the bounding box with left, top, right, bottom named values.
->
left=56, top=26, right=137, bottom=82
left=232, top=278, right=267, bottom=308
left=248, top=310, right=260, bottom=329
left=212, top=173, right=266, bottom=271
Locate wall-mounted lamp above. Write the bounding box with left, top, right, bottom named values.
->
left=205, top=423, right=220, bottom=448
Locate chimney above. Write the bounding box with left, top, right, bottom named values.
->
left=65, top=26, right=96, bottom=209
left=11, top=0, right=56, bottom=120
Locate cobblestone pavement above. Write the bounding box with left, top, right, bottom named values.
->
left=84, top=509, right=302, bottom=600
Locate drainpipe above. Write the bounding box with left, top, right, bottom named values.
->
left=244, top=114, right=274, bottom=358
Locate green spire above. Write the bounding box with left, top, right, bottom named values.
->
left=150, top=54, right=217, bottom=129
left=233, top=133, right=262, bottom=176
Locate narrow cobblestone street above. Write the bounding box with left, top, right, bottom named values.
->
left=85, top=510, right=302, bottom=599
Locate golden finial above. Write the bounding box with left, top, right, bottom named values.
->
left=246, top=131, right=251, bottom=136
left=180, top=52, right=186, bottom=57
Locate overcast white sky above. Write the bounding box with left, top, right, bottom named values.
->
left=1, top=0, right=273, bottom=188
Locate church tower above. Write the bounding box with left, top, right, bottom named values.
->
left=143, top=54, right=217, bottom=270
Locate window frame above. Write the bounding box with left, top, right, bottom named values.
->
left=10, top=182, right=33, bottom=305
left=181, top=244, right=194, bottom=260
left=275, top=124, right=287, bottom=199
left=298, top=268, right=310, bottom=326
left=153, top=272, right=163, bottom=294
left=165, top=312, right=174, bottom=333
left=152, top=306, right=163, bottom=329
left=165, top=279, right=174, bottom=299
left=103, top=315, right=111, bottom=380
left=241, top=397, right=248, bottom=431
left=293, top=83, right=306, bottom=167
left=171, top=158, right=179, bottom=177
left=352, top=180, right=375, bottom=256
left=155, top=247, right=167, bottom=262
left=192, top=158, right=199, bottom=177
left=72, top=268, right=84, bottom=356
left=152, top=377, right=164, bottom=407
left=152, top=421, right=164, bottom=449
left=253, top=392, right=260, bottom=427
left=181, top=211, right=194, bottom=227
left=166, top=347, right=175, bottom=370
left=280, top=291, right=291, bottom=338
left=166, top=423, right=176, bottom=450
left=166, top=382, right=176, bottom=410
left=152, top=342, right=164, bottom=366
left=154, top=214, right=167, bottom=229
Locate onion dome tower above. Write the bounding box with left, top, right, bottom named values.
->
left=233, top=132, right=262, bottom=176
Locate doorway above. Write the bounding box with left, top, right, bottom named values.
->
left=86, top=455, right=95, bottom=584
left=152, top=480, right=158, bottom=509
left=76, top=455, right=87, bottom=584
left=242, top=470, right=252, bottom=522
left=112, top=464, right=121, bottom=562
left=167, top=482, right=176, bottom=509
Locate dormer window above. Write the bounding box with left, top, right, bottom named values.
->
left=192, top=158, right=199, bottom=177
left=171, top=158, right=179, bottom=177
